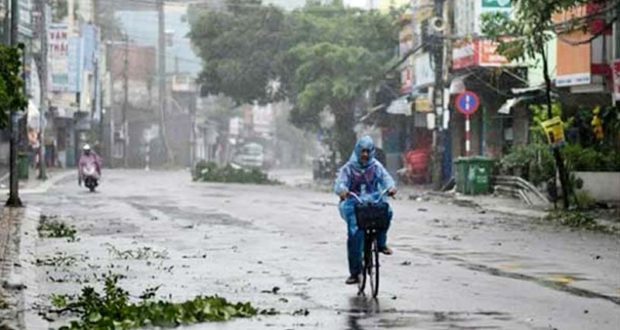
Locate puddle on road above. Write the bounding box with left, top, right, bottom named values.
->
left=310, top=201, right=338, bottom=207
left=129, top=202, right=253, bottom=228
left=201, top=193, right=234, bottom=198
left=342, top=296, right=508, bottom=330
left=396, top=245, right=620, bottom=307
left=86, top=219, right=141, bottom=236
left=461, top=263, right=620, bottom=306
left=497, top=263, right=524, bottom=271
left=543, top=273, right=589, bottom=286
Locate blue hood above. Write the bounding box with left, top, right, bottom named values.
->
left=348, top=136, right=376, bottom=169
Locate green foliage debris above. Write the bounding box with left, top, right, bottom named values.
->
left=38, top=215, right=78, bottom=241
left=545, top=211, right=613, bottom=233
left=105, top=244, right=169, bottom=260
left=50, top=274, right=268, bottom=329
left=36, top=253, right=79, bottom=267
left=0, top=296, right=9, bottom=309
left=194, top=161, right=280, bottom=185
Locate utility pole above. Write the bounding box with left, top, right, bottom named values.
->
left=431, top=0, right=446, bottom=190
left=37, top=0, right=48, bottom=180
left=158, top=0, right=173, bottom=165
left=541, top=47, right=570, bottom=209
left=122, top=33, right=128, bottom=167
left=3, top=0, right=9, bottom=44
left=6, top=0, right=21, bottom=207
left=92, top=56, right=99, bottom=146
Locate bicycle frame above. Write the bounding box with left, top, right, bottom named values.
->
left=349, top=189, right=389, bottom=298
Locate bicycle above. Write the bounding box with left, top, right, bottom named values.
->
left=349, top=190, right=390, bottom=298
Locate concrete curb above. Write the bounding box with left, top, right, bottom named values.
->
left=452, top=195, right=549, bottom=219
left=20, top=207, right=47, bottom=330
left=0, top=172, right=9, bottom=184
left=450, top=195, right=620, bottom=233
left=0, top=206, right=47, bottom=329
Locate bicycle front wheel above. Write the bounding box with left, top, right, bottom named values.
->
left=358, top=237, right=371, bottom=295
left=368, top=237, right=380, bottom=298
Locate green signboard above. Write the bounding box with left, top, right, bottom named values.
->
left=482, top=0, right=511, bottom=8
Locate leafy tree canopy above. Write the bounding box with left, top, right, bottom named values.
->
left=188, top=0, right=399, bottom=158
left=481, top=0, right=613, bottom=61
left=0, top=45, right=28, bottom=128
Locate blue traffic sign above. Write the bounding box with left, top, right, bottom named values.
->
left=455, top=91, right=481, bottom=116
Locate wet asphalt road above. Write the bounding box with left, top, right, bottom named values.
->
left=24, top=170, right=620, bottom=329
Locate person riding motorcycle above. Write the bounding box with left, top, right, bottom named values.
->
left=334, top=136, right=397, bottom=285
left=78, top=144, right=102, bottom=186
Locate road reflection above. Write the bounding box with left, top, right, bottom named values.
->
left=346, top=295, right=381, bottom=330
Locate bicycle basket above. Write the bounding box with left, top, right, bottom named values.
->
left=355, top=202, right=390, bottom=230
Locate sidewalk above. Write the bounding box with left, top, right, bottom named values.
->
left=0, top=206, right=41, bottom=329
left=401, top=184, right=550, bottom=219
left=400, top=185, right=620, bottom=232
left=0, top=169, right=74, bottom=195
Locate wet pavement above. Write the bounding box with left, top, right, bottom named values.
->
left=19, top=169, right=620, bottom=329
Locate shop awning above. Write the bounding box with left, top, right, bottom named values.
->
left=498, top=97, right=523, bottom=115
left=386, top=97, right=412, bottom=116
left=498, top=85, right=555, bottom=115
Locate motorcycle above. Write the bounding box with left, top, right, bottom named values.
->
left=82, top=164, right=99, bottom=192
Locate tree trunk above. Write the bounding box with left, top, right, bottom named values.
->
left=541, top=44, right=570, bottom=209
left=333, top=104, right=356, bottom=166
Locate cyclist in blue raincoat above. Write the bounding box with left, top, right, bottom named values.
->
left=334, top=136, right=397, bottom=285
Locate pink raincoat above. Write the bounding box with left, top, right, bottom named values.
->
left=78, top=153, right=102, bottom=180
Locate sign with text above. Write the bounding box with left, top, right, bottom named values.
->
left=478, top=40, right=510, bottom=67
left=541, top=117, right=566, bottom=147
left=414, top=52, right=435, bottom=87
left=482, top=0, right=511, bottom=9
left=49, top=23, right=69, bottom=92
left=452, top=40, right=510, bottom=70
left=556, top=30, right=592, bottom=87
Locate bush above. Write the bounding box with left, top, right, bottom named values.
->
left=194, top=162, right=279, bottom=185
left=500, top=143, right=620, bottom=188
left=563, top=144, right=620, bottom=172
left=500, top=144, right=555, bottom=186
left=574, top=190, right=597, bottom=210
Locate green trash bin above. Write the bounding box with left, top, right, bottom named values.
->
left=18, top=153, right=29, bottom=180
left=454, top=158, right=469, bottom=194
left=455, top=157, right=495, bottom=195
left=466, top=157, right=495, bottom=195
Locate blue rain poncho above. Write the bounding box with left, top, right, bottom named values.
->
left=334, top=136, right=396, bottom=276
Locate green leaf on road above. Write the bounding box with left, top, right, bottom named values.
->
left=51, top=274, right=265, bottom=329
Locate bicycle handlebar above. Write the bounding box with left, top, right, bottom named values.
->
left=348, top=189, right=390, bottom=204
